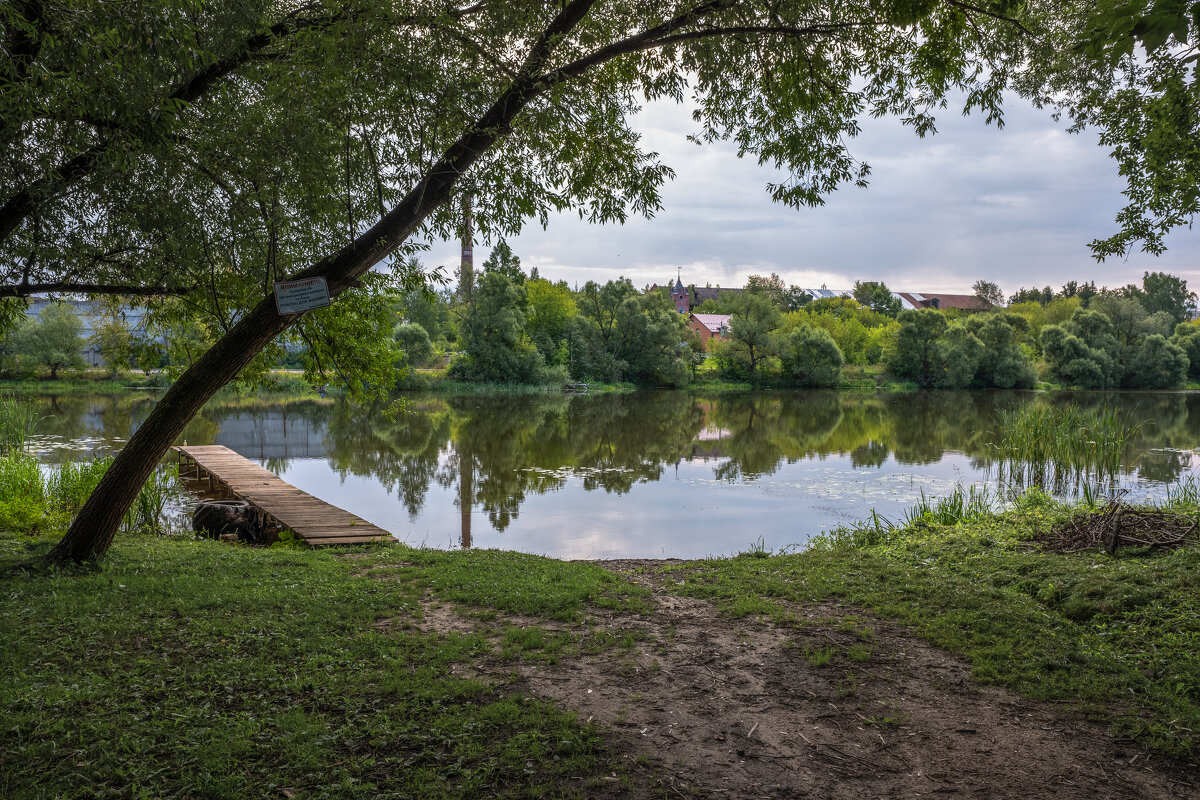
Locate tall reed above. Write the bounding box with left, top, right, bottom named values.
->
left=901, top=484, right=997, bottom=527
left=0, top=396, right=37, bottom=453
left=987, top=405, right=1140, bottom=495
left=822, top=483, right=997, bottom=549
left=46, top=459, right=110, bottom=512
left=122, top=462, right=180, bottom=535
left=0, top=449, right=45, bottom=504
left=45, top=457, right=181, bottom=535
left=1165, top=476, right=1200, bottom=509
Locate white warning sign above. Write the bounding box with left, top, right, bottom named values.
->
left=273, top=277, right=331, bottom=315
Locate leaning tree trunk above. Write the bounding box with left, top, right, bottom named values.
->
left=44, top=3, right=581, bottom=562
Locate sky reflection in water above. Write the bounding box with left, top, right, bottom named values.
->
left=25, top=389, right=1200, bottom=559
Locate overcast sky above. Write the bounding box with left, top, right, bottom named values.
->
left=425, top=94, right=1200, bottom=299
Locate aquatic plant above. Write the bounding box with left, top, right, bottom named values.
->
left=123, top=462, right=180, bottom=535
left=987, top=405, right=1140, bottom=495
left=821, top=483, right=997, bottom=549
left=0, top=449, right=44, bottom=504
left=45, top=457, right=182, bottom=535
left=740, top=536, right=771, bottom=558
left=1164, top=476, right=1200, bottom=510
left=0, top=396, right=37, bottom=453
left=46, top=459, right=110, bottom=512
left=0, top=449, right=47, bottom=532
left=901, top=484, right=997, bottom=527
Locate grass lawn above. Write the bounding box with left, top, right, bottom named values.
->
left=1, top=490, right=1196, bottom=798
left=0, top=536, right=648, bottom=799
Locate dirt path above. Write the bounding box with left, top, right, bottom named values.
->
left=412, top=561, right=1196, bottom=799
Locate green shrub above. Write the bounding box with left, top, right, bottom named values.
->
left=887, top=310, right=982, bottom=388
left=0, top=500, right=47, bottom=533
left=1129, top=334, right=1188, bottom=389
left=964, top=313, right=1037, bottom=388
left=779, top=326, right=844, bottom=387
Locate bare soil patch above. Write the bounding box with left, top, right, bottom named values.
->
left=406, top=560, right=1197, bottom=799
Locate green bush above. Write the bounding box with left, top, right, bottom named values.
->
left=1040, top=308, right=1120, bottom=389
left=887, top=310, right=981, bottom=388
left=0, top=499, right=46, bottom=533
left=779, top=326, right=844, bottom=387
left=393, top=322, right=434, bottom=368
left=964, top=313, right=1036, bottom=389
left=1129, top=334, right=1188, bottom=389
left=1171, top=323, right=1200, bottom=380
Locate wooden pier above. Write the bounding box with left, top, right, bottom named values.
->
left=173, top=444, right=393, bottom=546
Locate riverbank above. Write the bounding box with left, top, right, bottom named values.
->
left=403, top=363, right=921, bottom=393
left=0, top=370, right=321, bottom=396
left=9, top=362, right=1200, bottom=398
left=1, top=362, right=922, bottom=397
left=2, top=494, right=1195, bottom=798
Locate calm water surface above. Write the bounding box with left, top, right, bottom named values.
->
left=24, top=390, right=1200, bottom=558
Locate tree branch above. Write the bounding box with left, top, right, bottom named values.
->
left=944, top=0, right=1031, bottom=35
left=548, top=19, right=881, bottom=85
left=0, top=5, right=353, bottom=247
left=284, top=0, right=603, bottom=296
left=541, top=0, right=734, bottom=82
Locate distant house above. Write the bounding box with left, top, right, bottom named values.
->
left=894, top=292, right=990, bottom=312
left=660, top=277, right=743, bottom=314
left=800, top=286, right=852, bottom=302
left=688, top=313, right=732, bottom=343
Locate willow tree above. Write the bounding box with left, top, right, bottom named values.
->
left=1033, top=0, right=1200, bottom=258
left=2, top=0, right=1060, bottom=562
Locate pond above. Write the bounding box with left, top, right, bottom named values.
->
left=21, top=390, right=1200, bottom=559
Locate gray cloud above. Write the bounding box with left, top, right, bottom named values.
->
left=428, top=95, right=1200, bottom=297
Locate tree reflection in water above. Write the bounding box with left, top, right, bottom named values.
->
left=22, top=390, right=1200, bottom=551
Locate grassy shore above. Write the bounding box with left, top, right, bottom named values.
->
left=1, top=362, right=922, bottom=397
left=0, top=370, right=324, bottom=396
left=0, top=374, right=166, bottom=394
left=1, top=489, right=1196, bottom=798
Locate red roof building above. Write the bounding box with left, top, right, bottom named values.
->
left=895, top=292, right=991, bottom=311
left=663, top=277, right=742, bottom=314
left=689, top=313, right=732, bottom=343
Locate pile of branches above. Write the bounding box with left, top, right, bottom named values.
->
left=1038, top=500, right=1198, bottom=554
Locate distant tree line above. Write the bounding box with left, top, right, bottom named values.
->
left=4, top=260, right=1198, bottom=391
left=1007, top=272, right=1198, bottom=389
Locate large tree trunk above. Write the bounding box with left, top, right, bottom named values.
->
left=45, top=0, right=591, bottom=563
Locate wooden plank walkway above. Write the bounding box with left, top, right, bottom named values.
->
left=172, top=444, right=392, bottom=546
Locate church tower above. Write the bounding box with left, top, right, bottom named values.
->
left=670, top=274, right=689, bottom=314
